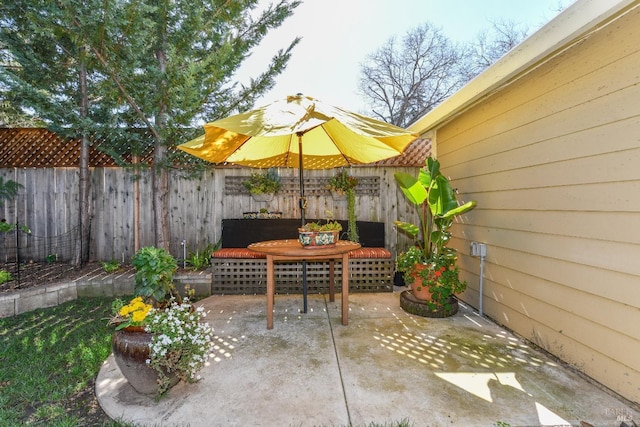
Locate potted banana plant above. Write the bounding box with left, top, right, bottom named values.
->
left=394, top=157, right=477, bottom=315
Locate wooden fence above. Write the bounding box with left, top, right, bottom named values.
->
left=0, top=166, right=420, bottom=263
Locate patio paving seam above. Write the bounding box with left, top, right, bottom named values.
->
left=325, top=294, right=353, bottom=426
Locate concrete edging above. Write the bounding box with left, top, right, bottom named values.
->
left=0, top=269, right=213, bottom=318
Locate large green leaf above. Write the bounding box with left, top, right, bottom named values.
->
left=427, top=157, right=440, bottom=176
left=418, top=168, right=433, bottom=189
left=394, top=172, right=427, bottom=206
left=394, top=220, right=420, bottom=239
left=428, top=174, right=467, bottom=217
left=439, top=200, right=477, bottom=220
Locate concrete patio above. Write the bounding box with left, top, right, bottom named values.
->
left=96, top=291, right=638, bottom=427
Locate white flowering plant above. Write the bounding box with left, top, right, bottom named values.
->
left=145, top=298, right=213, bottom=395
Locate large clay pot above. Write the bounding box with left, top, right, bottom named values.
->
left=409, top=263, right=433, bottom=301
left=112, top=327, right=177, bottom=395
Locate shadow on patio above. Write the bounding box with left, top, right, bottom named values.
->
left=96, top=292, right=637, bottom=427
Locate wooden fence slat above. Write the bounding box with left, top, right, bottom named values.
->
left=0, top=166, right=421, bottom=262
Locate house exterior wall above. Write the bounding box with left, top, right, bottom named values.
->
left=433, top=6, right=640, bottom=403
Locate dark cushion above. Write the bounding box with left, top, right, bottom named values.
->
left=220, top=219, right=386, bottom=248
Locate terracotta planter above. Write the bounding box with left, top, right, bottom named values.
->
left=112, top=327, right=178, bottom=395
left=409, top=263, right=433, bottom=301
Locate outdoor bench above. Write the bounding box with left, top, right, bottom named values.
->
left=211, top=219, right=393, bottom=295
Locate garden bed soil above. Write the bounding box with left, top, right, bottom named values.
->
left=0, top=261, right=108, bottom=293
left=0, top=261, right=199, bottom=293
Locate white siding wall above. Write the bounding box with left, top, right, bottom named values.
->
left=434, top=6, right=640, bottom=403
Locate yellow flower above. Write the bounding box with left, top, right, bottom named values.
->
left=131, top=309, right=148, bottom=323
left=118, top=297, right=151, bottom=320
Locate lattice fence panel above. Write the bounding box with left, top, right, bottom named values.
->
left=224, top=176, right=379, bottom=197
left=211, top=258, right=393, bottom=295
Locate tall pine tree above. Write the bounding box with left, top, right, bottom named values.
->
left=1, top=0, right=300, bottom=253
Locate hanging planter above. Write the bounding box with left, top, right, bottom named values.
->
left=330, top=190, right=347, bottom=201
left=250, top=193, right=273, bottom=202
left=326, top=169, right=359, bottom=242
left=243, top=168, right=281, bottom=202
left=326, top=169, right=357, bottom=197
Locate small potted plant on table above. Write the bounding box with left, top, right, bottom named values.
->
left=394, top=157, right=477, bottom=317
left=298, top=211, right=343, bottom=248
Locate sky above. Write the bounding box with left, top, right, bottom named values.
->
left=235, top=0, right=575, bottom=113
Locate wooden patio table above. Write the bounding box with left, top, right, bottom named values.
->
left=247, top=239, right=361, bottom=329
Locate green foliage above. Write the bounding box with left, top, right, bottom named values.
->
left=367, top=420, right=414, bottom=427
left=0, top=298, right=415, bottom=426
left=243, top=168, right=282, bottom=195
left=415, top=257, right=467, bottom=312
left=0, top=0, right=301, bottom=245
left=146, top=298, right=213, bottom=396
left=0, top=221, right=12, bottom=233
left=395, top=246, right=424, bottom=277
left=102, top=260, right=121, bottom=273
left=131, top=246, right=178, bottom=306
left=0, top=177, right=23, bottom=207
left=0, top=269, right=12, bottom=285
left=327, top=168, right=358, bottom=193
left=327, top=169, right=360, bottom=242
left=394, top=157, right=477, bottom=263
left=45, top=254, right=56, bottom=264
left=0, top=221, right=31, bottom=234
left=300, top=220, right=343, bottom=232
left=0, top=179, right=30, bottom=238
left=185, top=243, right=216, bottom=271
left=301, top=210, right=342, bottom=232
left=0, top=99, right=44, bottom=127
left=346, top=188, right=359, bottom=242
left=0, top=1, right=301, bottom=142
left=395, top=157, right=476, bottom=308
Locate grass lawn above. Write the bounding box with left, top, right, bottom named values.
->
left=0, top=297, right=413, bottom=427
left=0, top=297, right=133, bottom=426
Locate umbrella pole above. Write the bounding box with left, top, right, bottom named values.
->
left=298, top=133, right=308, bottom=314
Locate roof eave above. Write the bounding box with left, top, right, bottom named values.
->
left=408, top=0, right=640, bottom=135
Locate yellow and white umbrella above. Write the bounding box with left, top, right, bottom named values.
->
left=178, top=94, right=418, bottom=221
